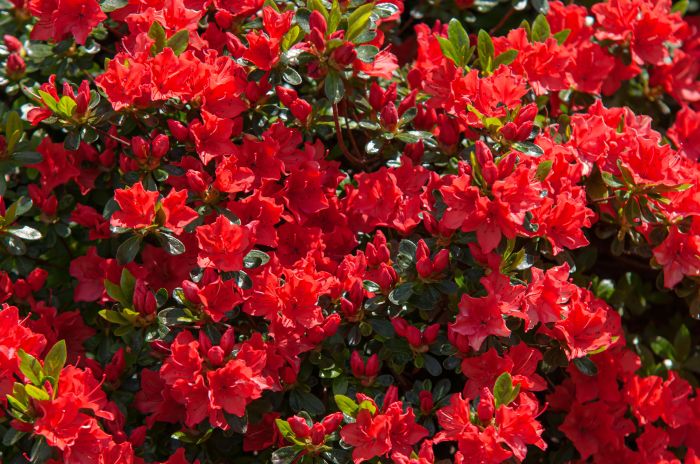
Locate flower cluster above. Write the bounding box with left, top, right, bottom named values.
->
left=0, top=0, right=699, bottom=462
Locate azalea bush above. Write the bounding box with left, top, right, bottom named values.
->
left=1, top=0, right=700, bottom=462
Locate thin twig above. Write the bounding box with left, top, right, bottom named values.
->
left=490, top=7, right=516, bottom=35
left=332, top=103, right=364, bottom=167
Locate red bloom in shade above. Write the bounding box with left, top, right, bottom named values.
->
left=111, top=182, right=159, bottom=229
left=495, top=394, right=546, bottom=460
left=195, top=216, right=257, bottom=272
left=207, top=349, right=271, bottom=417
left=559, top=400, right=634, bottom=460
left=668, top=106, right=700, bottom=161
left=340, top=409, right=392, bottom=463
left=29, top=0, right=106, bottom=45
left=653, top=224, right=700, bottom=288
left=384, top=402, right=429, bottom=456
left=160, top=189, right=198, bottom=234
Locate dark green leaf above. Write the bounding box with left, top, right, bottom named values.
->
left=674, top=324, right=691, bottom=362
left=282, top=67, right=302, bottom=85
left=512, top=141, right=544, bottom=157
left=325, top=72, right=345, bottom=104
left=100, top=0, right=128, bottom=12
left=477, top=30, right=495, bottom=73
left=243, top=249, right=270, bottom=269
left=116, top=234, right=143, bottom=264
left=493, top=49, right=518, bottom=68
left=271, top=447, right=299, bottom=464
left=573, top=356, right=599, bottom=376
left=12, top=151, right=43, bottom=165
left=157, top=232, right=185, bottom=255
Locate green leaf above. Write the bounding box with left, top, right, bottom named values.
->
left=18, top=350, right=43, bottom=385
left=6, top=225, right=42, bottom=241
left=493, top=372, right=519, bottom=407
left=282, top=67, right=302, bottom=85
left=363, top=280, right=382, bottom=293
left=57, top=96, right=77, bottom=117
left=11, top=151, right=42, bottom=165
left=120, top=268, right=137, bottom=303
left=493, top=49, right=518, bottom=68
left=388, top=282, right=414, bottom=305
left=5, top=111, right=23, bottom=153
left=289, top=390, right=325, bottom=416
left=324, top=71, right=344, bottom=104
left=535, top=160, right=553, bottom=181
left=356, top=45, right=379, bottom=63
left=3, top=235, right=26, bottom=255
left=477, top=30, right=495, bottom=73
left=148, top=21, right=167, bottom=54
left=104, top=278, right=127, bottom=305
left=243, top=249, right=270, bottom=269
left=37, top=90, right=58, bottom=113
left=552, top=29, right=571, bottom=45
left=651, top=336, right=676, bottom=361
left=531, top=14, right=551, bottom=42
left=437, top=37, right=460, bottom=66
left=674, top=324, right=691, bottom=362
left=328, top=0, right=342, bottom=33
left=346, top=2, right=375, bottom=43
left=334, top=394, right=359, bottom=416
left=25, top=384, right=50, bottom=401
left=512, top=141, right=544, bottom=157
left=100, top=0, right=128, bottom=12
left=448, top=18, right=469, bottom=52
left=4, top=196, right=33, bottom=224
left=157, top=232, right=185, bottom=255
left=116, top=234, right=143, bottom=264
left=573, top=356, right=599, bottom=376
left=166, top=29, right=189, bottom=55
left=99, top=309, right=129, bottom=325
left=64, top=131, right=81, bottom=151
left=672, top=0, right=688, bottom=15
left=2, top=427, right=25, bottom=447
left=271, top=446, right=300, bottom=464
left=43, top=340, right=67, bottom=383
left=424, top=354, right=442, bottom=376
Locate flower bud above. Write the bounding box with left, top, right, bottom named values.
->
left=288, top=416, right=311, bottom=438
left=419, top=390, right=434, bottom=414
left=6, top=53, right=25, bottom=79
left=331, top=42, right=357, bottom=68
left=477, top=387, right=495, bottom=424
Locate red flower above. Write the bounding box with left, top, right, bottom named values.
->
left=340, top=409, right=392, bottom=463
left=195, top=215, right=257, bottom=272
left=111, top=182, right=159, bottom=229
left=160, top=189, right=198, bottom=234
left=29, top=0, right=106, bottom=44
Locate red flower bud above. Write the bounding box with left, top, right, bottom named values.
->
left=380, top=103, right=399, bottom=131
left=288, top=416, right=311, bottom=438
left=350, top=350, right=365, bottom=377
left=423, top=323, right=440, bottom=345
left=167, top=119, right=189, bottom=142
left=4, top=35, right=23, bottom=53
left=207, top=346, right=225, bottom=367
left=477, top=387, right=495, bottom=424
left=6, top=53, right=26, bottom=79
left=276, top=86, right=298, bottom=107
left=331, top=42, right=357, bottom=68
left=309, top=11, right=327, bottom=35
left=310, top=423, right=326, bottom=445
left=290, top=98, right=312, bottom=123
left=320, top=412, right=343, bottom=434
left=419, top=390, right=434, bottom=414
left=365, top=354, right=380, bottom=378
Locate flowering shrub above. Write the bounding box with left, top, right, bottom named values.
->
left=1, top=0, right=700, bottom=462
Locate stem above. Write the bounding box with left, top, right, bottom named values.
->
left=490, top=7, right=516, bottom=35
left=332, top=103, right=364, bottom=167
